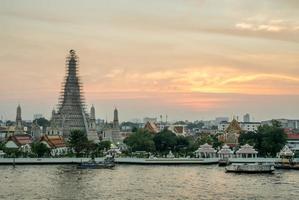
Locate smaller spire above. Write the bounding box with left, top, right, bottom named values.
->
left=90, top=105, right=96, bottom=120
left=16, top=104, right=22, bottom=121
left=113, top=108, right=119, bottom=130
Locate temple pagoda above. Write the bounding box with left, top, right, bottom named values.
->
left=47, top=50, right=98, bottom=141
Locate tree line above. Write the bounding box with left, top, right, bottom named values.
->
left=124, top=121, right=287, bottom=157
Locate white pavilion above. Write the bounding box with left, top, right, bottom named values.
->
left=218, top=144, right=234, bottom=158
left=236, top=144, right=258, bottom=158
left=195, top=143, right=217, bottom=158
left=278, top=145, right=294, bottom=158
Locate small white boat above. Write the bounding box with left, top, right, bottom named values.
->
left=225, top=163, right=275, bottom=173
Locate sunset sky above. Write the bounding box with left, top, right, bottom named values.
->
left=1, top=0, right=299, bottom=122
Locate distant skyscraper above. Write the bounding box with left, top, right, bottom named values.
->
left=143, top=117, right=157, bottom=124
left=243, top=113, right=250, bottom=123
left=48, top=50, right=98, bottom=141
left=15, top=104, right=24, bottom=135
left=215, top=117, right=229, bottom=125
left=31, top=120, right=42, bottom=140
left=33, top=114, right=43, bottom=120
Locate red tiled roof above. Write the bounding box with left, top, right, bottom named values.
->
left=40, top=135, right=66, bottom=148
left=8, top=134, right=32, bottom=146
left=144, top=122, right=159, bottom=134
left=173, top=126, right=184, bottom=134
left=287, top=134, right=299, bottom=140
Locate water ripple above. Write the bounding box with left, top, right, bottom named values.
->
left=1, top=165, right=299, bottom=199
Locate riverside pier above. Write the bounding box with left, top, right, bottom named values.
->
left=0, top=157, right=278, bottom=165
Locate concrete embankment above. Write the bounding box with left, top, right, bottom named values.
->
left=0, top=157, right=278, bottom=165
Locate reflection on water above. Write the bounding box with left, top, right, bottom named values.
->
left=0, top=165, right=299, bottom=200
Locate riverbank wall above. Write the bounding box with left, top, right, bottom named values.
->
left=0, top=157, right=278, bottom=165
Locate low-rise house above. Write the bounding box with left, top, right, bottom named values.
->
left=168, top=125, right=186, bottom=136
left=0, top=126, right=15, bottom=138
left=5, top=134, right=33, bottom=153
left=218, top=121, right=261, bottom=132
left=286, top=132, right=299, bottom=152
left=262, top=119, right=299, bottom=129
left=40, top=135, right=67, bottom=156
left=144, top=121, right=159, bottom=134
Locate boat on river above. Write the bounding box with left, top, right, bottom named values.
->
left=225, top=163, right=275, bottom=173
left=275, top=161, right=299, bottom=170
left=218, top=158, right=230, bottom=167
left=77, top=155, right=115, bottom=169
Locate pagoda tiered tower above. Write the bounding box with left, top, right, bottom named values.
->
left=14, top=104, right=24, bottom=135
left=48, top=50, right=98, bottom=141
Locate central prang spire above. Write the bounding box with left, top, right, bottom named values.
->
left=67, top=49, right=78, bottom=78
left=59, top=49, right=85, bottom=110
left=55, top=50, right=88, bottom=138
left=48, top=50, right=99, bottom=141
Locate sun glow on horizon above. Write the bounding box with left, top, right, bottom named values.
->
left=0, top=0, right=299, bottom=120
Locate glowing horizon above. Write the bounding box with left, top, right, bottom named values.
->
left=0, top=0, right=299, bottom=122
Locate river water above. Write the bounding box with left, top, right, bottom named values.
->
left=0, top=165, right=298, bottom=200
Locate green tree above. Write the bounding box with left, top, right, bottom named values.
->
left=210, top=134, right=224, bottom=149
left=153, top=129, right=177, bottom=153
left=258, top=124, right=286, bottom=157
left=239, top=131, right=259, bottom=146
left=84, top=140, right=97, bottom=157
left=97, top=141, right=111, bottom=151
left=68, top=130, right=88, bottom=157
left=5, top=120, right=14, bottom=126
left=31, top=142, right=50, bottom=157
left=238, top=122, right=286, bottom=157
left=33, top=117, right=50, bottom=127
left=175, top=136, right=190, bottom=156
left=33, top=118, right=50, bottom=133
left=124, top=129, right=155, bottom=152
left=0, top=142, right=5, bottom=151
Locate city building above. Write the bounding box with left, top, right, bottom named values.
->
left=261, top=119, right=299, bottom=129
left=144, top=121, right=159, bottom=134
left=31, top=120, right=42, bottom=140
left=46, top=50, right=98, bottom=141
left=243, top=113, right=250, bottom=123
left=286, top=133, right=299, bottom=151
left=215, top=117, right=229, bottom=124
left=143, top=117, right=157, bottom=124
left=218, top=121, right=261, bottom=132
left=167, top=125, right=187, bottom=136
left=33, top=114, right=43, bottom=120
